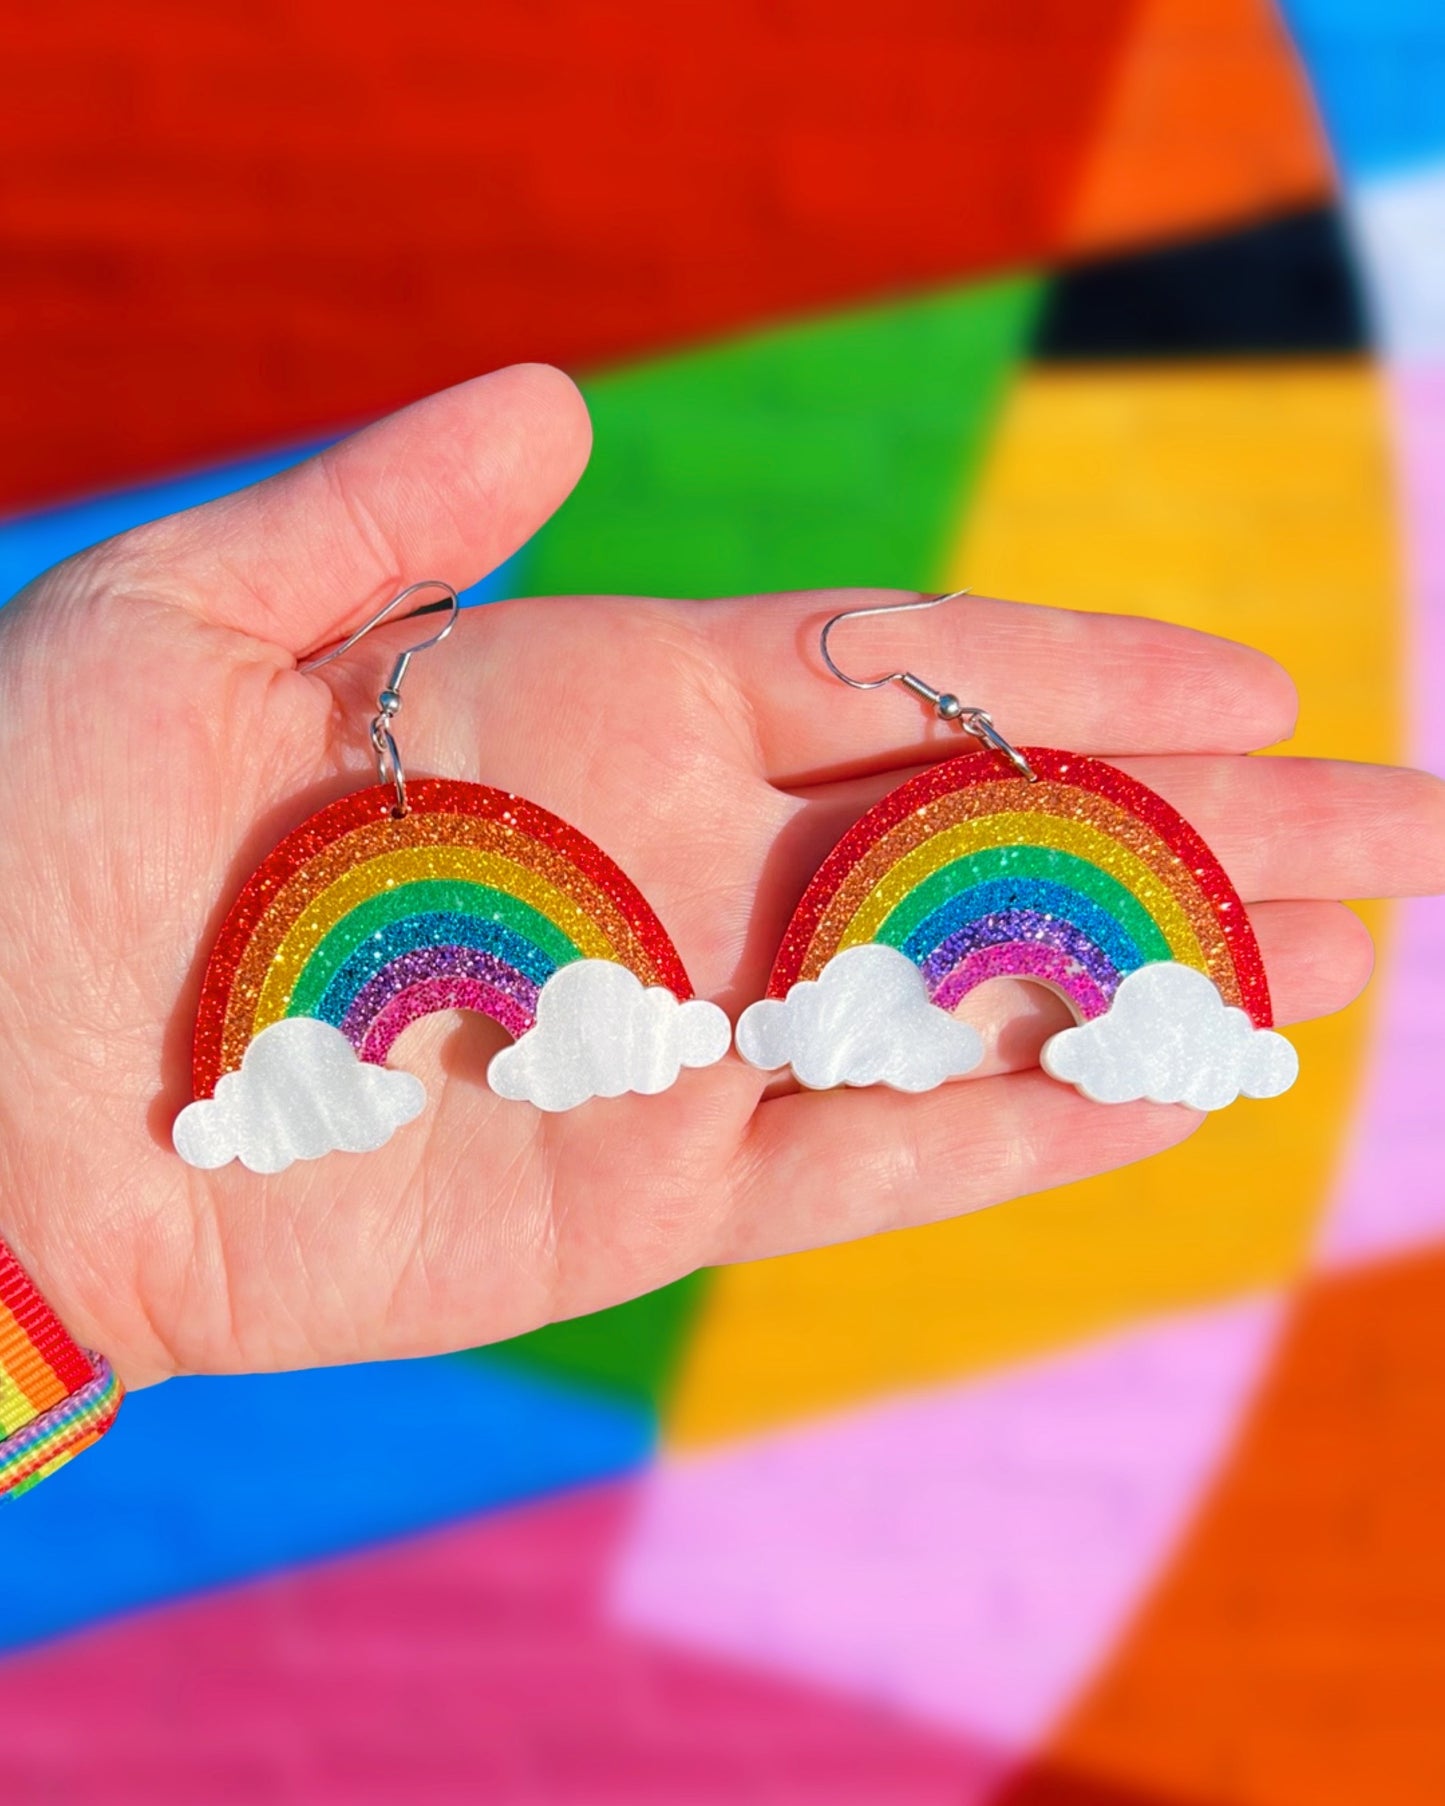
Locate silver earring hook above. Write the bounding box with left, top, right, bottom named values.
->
left=819, top=589, right=1036, bottom=782
left=297, top=579, right=461, bottom=816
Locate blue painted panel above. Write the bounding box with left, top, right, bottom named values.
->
left=0, top=1356, right=652, bottom=1652
left=1281, top=1, right=1445, bottom=179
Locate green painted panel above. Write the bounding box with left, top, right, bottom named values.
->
left=527, top=277, right=1040, bottom=599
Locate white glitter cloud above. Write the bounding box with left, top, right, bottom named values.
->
left=173, top=1016, right=427, bottom=1174
left=1041, top=961, right=1298, bottom=1111
left=735, top=942, right=985, bottom=1092
left=487, top=959, right=730, bottom=1112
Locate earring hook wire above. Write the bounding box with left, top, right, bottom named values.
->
left=819, top=589, right=1036, bottom=782
left=297, top=578, right=460, bottom=681
left=819, top=590, right=968, bottom=691
left=297, top=579, right=461, bottom=816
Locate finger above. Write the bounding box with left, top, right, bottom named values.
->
left=709, top=589, right=1299, bottom=783
left=1116, top=755, right=1445, bottom=901
left=781, top=755, right=1445, bottom=906
left=1253, top=899, right=1374, bottom=1024
left=719, top=1067, right=1201, bottom=1265
left=122, top=364, right=592, bottom=653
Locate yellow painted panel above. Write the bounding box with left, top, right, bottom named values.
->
left=669, top=362, right=1401, bottom=1448
left=954, top=362, right=1400, bottom=762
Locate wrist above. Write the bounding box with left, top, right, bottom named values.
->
left=0, top=1129, right=180, bottom=1393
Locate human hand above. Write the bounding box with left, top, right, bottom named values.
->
left=2, top=365, right=1440, bottom=1387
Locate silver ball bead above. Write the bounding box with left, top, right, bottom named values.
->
left=936, top=694, right=964, bottom=720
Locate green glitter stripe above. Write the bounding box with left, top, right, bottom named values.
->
left=287, top=880, right=584, bottom=1020
left=874, top=845, right=1173, bottom=964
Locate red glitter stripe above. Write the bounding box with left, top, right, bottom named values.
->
left=768, top=749, right=1272, bottom=1027
left=0, top=1240, right=95, bottom=1394
left=192, top=781, right=693, bottom=1096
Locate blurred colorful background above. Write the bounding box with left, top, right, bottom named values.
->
left=3, top=1, right=1444, bottom=1799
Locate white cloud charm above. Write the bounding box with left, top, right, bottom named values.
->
left=1041, top=961, right=1298, bottom=1111
left=487, top=959, right=730, bottom=1112
left=173, top=1017, right=427, bottom=1174
left=735, top=942, right=985, bottom=1092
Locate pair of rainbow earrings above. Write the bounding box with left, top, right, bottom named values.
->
left=174, top=583, right=1297, bottom=1174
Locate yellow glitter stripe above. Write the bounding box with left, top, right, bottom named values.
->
left=0, top=1297, right=66, bottom=1425
left=838, top=811, right=1208, bottom=970
left=253, top=846, right=621, bottom=1034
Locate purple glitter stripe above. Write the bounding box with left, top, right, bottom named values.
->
left=920, top=909, right=1120, bottom=993
left=929, top=943, right=1114, bottom=1020
left=341, top=946, right=540, bottom=1050
left=360, top=976, right=538, bottom=1064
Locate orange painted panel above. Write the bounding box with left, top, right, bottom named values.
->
left=1003, top=1253, right=1445, bottom=1806
left=1065, top=0, right=1334, bottom=257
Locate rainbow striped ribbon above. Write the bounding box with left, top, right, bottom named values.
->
left=0, top=1238, right=122, bottom=1497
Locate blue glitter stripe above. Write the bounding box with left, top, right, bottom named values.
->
left=901, top=878, right=1145, bottom=974
left=315, top=913, right=561, bottom=1026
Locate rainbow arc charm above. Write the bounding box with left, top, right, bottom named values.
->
left=176, top=780, right=727, bottom=1172
left=769, top=749, right=1265, bottom=1014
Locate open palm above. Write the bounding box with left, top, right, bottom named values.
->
left=3, top=365, right=1441, bottom=1389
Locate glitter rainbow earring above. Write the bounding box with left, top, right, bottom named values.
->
left=174, top=581, right=729, bottom=1173
left=735, top=592, right=1298, bottom=1111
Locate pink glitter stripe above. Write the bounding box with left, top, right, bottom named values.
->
left=359, top=977, right=538, bottom=1063
left=928, top=943, right=1111, bottom=1020
left=340, top=945, right=540, bottom=1050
